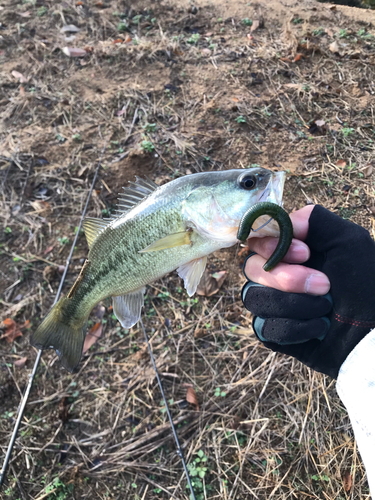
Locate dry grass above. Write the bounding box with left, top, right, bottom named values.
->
left=1, top=0, right=375, bottom=498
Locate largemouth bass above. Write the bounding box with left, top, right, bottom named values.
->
left=31, top=168, right=286, bottom=371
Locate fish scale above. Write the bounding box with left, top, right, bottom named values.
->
left=31, top=168, right=287, bottom=371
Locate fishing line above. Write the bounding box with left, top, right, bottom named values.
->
left=0, top=138, right=107, bottom=488
left=251, top=217, right=273, bottom=232
left=139, top=318, right=197, bottom=500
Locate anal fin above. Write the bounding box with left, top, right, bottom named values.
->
left=112, top=287, right=146, bottom=329
left=177, top=256, right=207, bottom=297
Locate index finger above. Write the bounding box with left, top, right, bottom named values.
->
left=289, top=205, right=315, bottom=240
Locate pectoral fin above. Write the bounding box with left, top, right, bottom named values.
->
left=112, top=287, right=146, bottom=329
left=139, top=231, right=191, bottom=253
left=177, top=256, right=207, bottom=297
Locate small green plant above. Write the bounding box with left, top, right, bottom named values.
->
left=132, top=14, right=142, bottom=24
left=242, top=18, right=252, bottom=26
left=214, top=387, right=226, bottom=397
left=357, top=28, right=373, bottom=40
left=311, top=474, right=330, bottom=482
left=43, top=476, right=73, bottom=499
left=187, top=450, right=212, bottom=500
left=58, top=236, right=69, bottom=246
left=56, top=134, right=66, bottom=143
left=37, top=5, right=47, bottom=16
left=72, top=133, right=81, bottom=142
left=339, top=29, right=348, bottom=38
left=235, top=115, right=246, bottom=124
left=4, top=226, right=12, bottom=234
left=342, top=127, right=354, bottom=137
left=312, top=27, right=325, bottom=36
left=143, top=123, right=157, bottom=133
left=117, top=22, right=127, bottom=32
left=292, top=17, right=303, bottom=24
left=187, top=33, right=200, bottom=44
left=141, top=139, right=155, bottom=152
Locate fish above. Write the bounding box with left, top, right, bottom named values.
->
left=30, top=168, right=286, bottom=372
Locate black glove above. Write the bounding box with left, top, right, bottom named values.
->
left=242, top=205, right=375, bottom=378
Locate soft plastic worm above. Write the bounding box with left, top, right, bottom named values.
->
left=237, top=202, right=294, bottom=272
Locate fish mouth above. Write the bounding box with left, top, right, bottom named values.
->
left=258, top=171, right=286, bottom=206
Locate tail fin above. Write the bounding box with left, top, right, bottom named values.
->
left=30, top=298, right=86, bottom=372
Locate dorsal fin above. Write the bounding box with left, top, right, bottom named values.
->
left=82, top=217, right=109, bottom=248
left=108, top=176, right=158, bottom=220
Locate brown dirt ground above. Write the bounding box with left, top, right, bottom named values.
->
left=1, top=0, right=375, bottom=498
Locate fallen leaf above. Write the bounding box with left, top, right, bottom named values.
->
left=124, top=35, right=132, bottom=43
left=44, top=245, right=54, bottom=255
left=329, top=41, right=340, bottom=54
left=60, top=24, right=80, bottom=33
left=201, top=48, right=211, bottom=56
left=14, top=357, right=28, bottom=368
left=280, top=56, right=293, bottom=63
left=186, top=386, right=199, bottom=410
left=335, top=159, right=346, bottom=169
left=93, top=304, right=106, bottom=320
left=20, top=86, right=26, bottom=97
left=246, top=34, right=254, bottom=41
left=76, top=1, right=84, bottom=5
left=196, top=270, right=226, bottom=297
left=62, top=47, right=87, bottom=57
left=342, top=470, right=352, bottom=492
left=19, top=11, right=31, bottom=17
left=11, top=70, right=29, bottom=83
left=112, top=38, right=124, bottom=44
left=251, top=20, right=260, bottom=32
left=363, top=164, right=373, bottom=177
left=95, top=2, right=104, bottom=7
left=1, top=318, right=23, bottom=343
left=294, top=53, right=303, bottom=62
left=83, top=322, right=103, bottom=353
left=232, top=97, right=239, bottom=102
left=59, top=397, right=70, bottom=423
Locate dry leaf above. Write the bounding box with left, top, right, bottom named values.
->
left=14, top=356, right=28, bottom=368
left=329, top=41, right=340, bottom=54
left=124, top=35, right=132, bottom=43
left=1, top=318, right=23, bottom=343
left=186, top=386, right=199, bottom=410
left=201, top=48, right=211, bottom=56
left=250, top=20, right=260, bottom=32
left=363, top=164, right=373, bottom=177
left=246, top=34, right=254, bottom=41
left=11, top=70, right=29, bottom=83
left=294, top=53, right=303, bottom=62
left=83, top=322, right=103, bottom=353
left=59, top=397, right=70, bottom=423
left=112, top=38, right=124, bottom=44
left=196, top=270, right=226, bottom=297
left=280, top=56, right=293, bottom=63
left=19, top=11, right=31, bottom=17
left=61, top=25, right=80, bottom=33
left=62, top=47, right=87, bottom=57
left=342, top=470, right=352, bottom=492
left=335, top=159, right=346, bottom=169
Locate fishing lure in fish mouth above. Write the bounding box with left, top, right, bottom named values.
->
left=237, top=202, right=294, bottom=272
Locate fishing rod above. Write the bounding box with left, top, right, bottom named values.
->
left=0, top=141, right=196, bottom=500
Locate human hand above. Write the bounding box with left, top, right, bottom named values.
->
left=242, top=205, right=375, bottom=378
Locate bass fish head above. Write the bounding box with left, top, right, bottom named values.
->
left=182, top=168, right=286, bottom=244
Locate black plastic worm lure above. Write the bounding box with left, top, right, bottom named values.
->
left=237, top=202, right=294, bottom=272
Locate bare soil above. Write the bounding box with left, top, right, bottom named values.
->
left=1, top=0, right=375, bottom=498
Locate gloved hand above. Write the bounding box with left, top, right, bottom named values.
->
left=242, top=205, right=375, bottom=378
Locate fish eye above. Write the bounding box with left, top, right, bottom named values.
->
left=238, top=173, right=257, bottom=190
